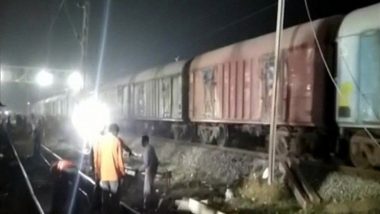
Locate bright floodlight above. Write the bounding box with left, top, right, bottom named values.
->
left=67, top=71, right=83, bottom=91
left=35, top=70, right=53, bottom=87
left=71, top=97, right=110, bottom=144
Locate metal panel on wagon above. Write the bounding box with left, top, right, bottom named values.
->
left=189, top=17, right=341, bottom=126
left=336, top=3, right=380, bottom=127
left=131, top=61, right=187, bottom=122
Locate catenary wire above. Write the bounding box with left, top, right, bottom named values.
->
left=304, top=0, right=380, bottom=149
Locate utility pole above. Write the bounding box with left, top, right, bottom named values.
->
left=0, top=63, right=3, bottom=103
left=0, top=64, right=2, bottom=101
left=79, top=0, right=90, bottom=90
left=268, top=0, right=285, bottom=185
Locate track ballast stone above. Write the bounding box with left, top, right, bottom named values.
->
left=318, top=172, right=380, bottom=202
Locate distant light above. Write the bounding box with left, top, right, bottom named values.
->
left=35, top=70, right=54, bottom=87
left=4, top=110, right=10, bottom=116
left=67, top=71, right=83, bottom=92
left=27, top=102, right=30, bottom=105
left=0, top=68, right=7, bottom=82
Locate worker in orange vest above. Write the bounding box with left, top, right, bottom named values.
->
left=93, top=123, right=125, bottom=214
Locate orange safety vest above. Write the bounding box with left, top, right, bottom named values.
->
left=93, top=133, right=125, bottom=181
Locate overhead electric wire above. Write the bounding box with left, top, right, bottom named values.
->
left=304, top=0, right=341, bottom=96
left=47, top=0, right=66, bottom=38
left=46, top=0, right=83, bottom=67
left=170, top=2, right=278, bottom=57
left=46, top=0, right=66, bottom=60
left=64, top=2, right=79, bottom=40
left=205, top=2, right=278, bottom=37
left=304, top=0, right=380, bottom=149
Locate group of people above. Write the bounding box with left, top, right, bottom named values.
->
left=0, top=112, right=43, bottom=158
left=93, top=123, right=159, bottom=213
left=51, top=123, right=159, bottom=214
left=1, top=109, right=160, bottom=213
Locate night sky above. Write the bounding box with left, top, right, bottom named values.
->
left=1, top=0, right=380, bottom=112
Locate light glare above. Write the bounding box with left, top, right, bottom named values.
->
left=35, top=70, right=53, bottom=87
left=71, top=97, right=110, bottom=143
left=67, top=72, right=83, bottom=92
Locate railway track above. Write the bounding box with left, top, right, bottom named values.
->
left=283, top=157, right=380, bottom=209
left=43, top=133, right=380, bottom=212
left=4, top=134, right=45, bottom=214
left=154, top=135, right=270, bottom=159
left=40, top=145, right=140, bottom=214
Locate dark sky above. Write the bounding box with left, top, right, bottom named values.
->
left=1, top=0, right=380, bottom=112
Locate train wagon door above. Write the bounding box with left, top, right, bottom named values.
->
left=202, top=67, right=216, bottom=118
left=286, top=45, right=315, bottom=125
left=260, top=53, right=288, bottom=123
left=260, top=54, right=274, bottom=122
left=358, top=30, right=380, bottom=124
left=159, top=78, right=172, bottom=118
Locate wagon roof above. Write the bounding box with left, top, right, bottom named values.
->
left=133, top=60, right=187, bottom=83
left=98, top=74, right=134, bottom=91
left=338, top=3, right=380, bottom=38
left=190, top=16, right=341, bottom=69
left=36, top=93, right=68, bottom=104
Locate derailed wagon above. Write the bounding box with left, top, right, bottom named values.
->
left=188, top=17, right=341, bottom=153
left=336, top=3, right=380, bottom=168
left=31, top=2, right=380, bottom=168
left=127, top=61, right=191, bottom=139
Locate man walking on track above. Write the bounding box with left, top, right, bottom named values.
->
left=93, top=123, right=125, bottom=214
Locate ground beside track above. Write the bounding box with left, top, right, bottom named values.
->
left=0, top=136, right=43, bottom=214
left=34, top=122, right=380, bottom=213
left=297, top=161, right=380, bottom=213
left=11, top=133, right=54, bottom=213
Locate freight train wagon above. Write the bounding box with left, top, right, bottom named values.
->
left=33, top=17, right=342, bottom=157
left=32, top=3, right=380, bottom=168
left=125, top=61, right=191, bottom=138
left=188, top=16, right=341, bottom=155
left=336, top=3, right=380, bottom=168
left=31, top=93, right=73, bottom=119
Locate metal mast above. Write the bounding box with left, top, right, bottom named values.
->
left=268, top=0, right=285, bottom=185
left=79, top=0, right=90, bottom=90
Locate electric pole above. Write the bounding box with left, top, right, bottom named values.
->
left=268, top=0, right=285, bottom=185
left=79, top=0, right=90, bottom=90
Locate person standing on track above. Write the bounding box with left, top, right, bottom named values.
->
left=32, top=118, right=43, bottom=158
left=139, top=135, right=159, bottom=210
left=93, top=123, right=125, bottom=214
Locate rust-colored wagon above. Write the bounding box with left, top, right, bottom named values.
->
left=188, top=17, right=341, bottom=150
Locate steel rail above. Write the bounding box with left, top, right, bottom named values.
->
left=8, top=140, right=45, bottom=214
left=41, top=144, right=140, bottom=214
left=41, top=145, right=96, bottom=185
left=40, top=153, right=91, bottom=205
